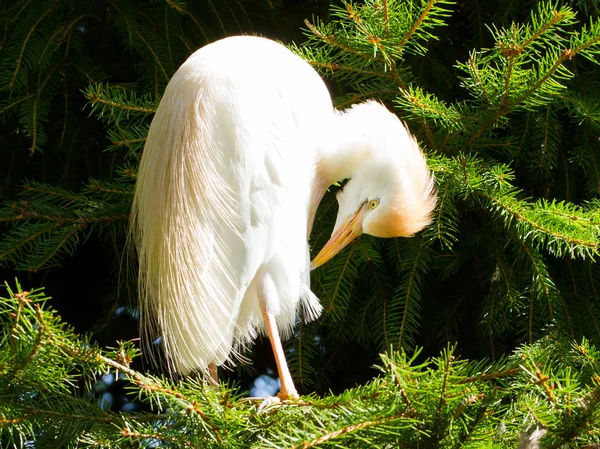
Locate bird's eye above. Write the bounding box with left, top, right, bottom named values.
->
left=368, top=199, right=380, bottom=210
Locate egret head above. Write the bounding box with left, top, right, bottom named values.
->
left=311, top=106, right=436, bottom=269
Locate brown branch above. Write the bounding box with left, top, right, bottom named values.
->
left=32, top=225, right=82, bottom=271
left=382, top=0, right=390, bottom=36
left=59, top=88, right=70, bottom=146
left=22, top=406, right=114, bottom=424
left=398, top=0, right=437, bottom=48
left=522, top=242, right=553, bottom=318
left=37, top=15, right=90, bottom=64
left=436, top=189, right=448, bottom=242
left=292, top=413, right=409, bottom=449
left=571, top=34, right=600, bottom=58
left=0, top=93, right=35, bottom=116
left=538, top=107, right=551, bottom=170
left=2, top=207, right=128, bottom=225
left=0, top=415, right=29, bottom=425
left=10, top=1, right=57, bottom=88
left=9, top=291, right=31, bottom=351
left=528, top=289, right=535, bottom=343
left=452, top=394, right=485, bottom=419
left=324, top=248, right=355, bottom=316
left=204, top=0, right=226, bottom=34
left=466, top=110, right=505, bottom=147
left=481, top=194, right=597, bottom=250
left=11, top=304, right=46, bottom=377
left=389, top=63, right=408, bottom=91
left=181, top=11, right=209, bottom=44
left=134, top=31, right=169, bottom=83
left=71, top=63, right=97, bottom=84
left=85, top=92, right=157, bottom=114
left=500, top=46, right=516, bottom=109
left=512, top=49, right=573, bottom=107
left=306, top=60, right=393, bottom=80
left=398, top=238, right=423, bottom=349
left=30, top=62, right=62, bottom=152
left=304, top=20, right=372, bottom=60
left=11, top=0, right=33, bottom=25
left=468, top=48, right=574, bottom=148
left=469, top=56, right=490, bottom=104
left=220, top=0, right=243, bottom=33
left=164, top=5, right=173, bottom=63
left=96, top=355, right=221, bottom=439
left=87, top=184, right=133, bottom=196
left=534, top=370, right=556, bottom=403
left=120, top=429, right=195, bottom=448
left=433, top=353, right=453, bottom=438
left=336, top=90, right=398, bottom=109
left=460, top=368, right=522, bottom=384
left=522, top=10, right=565, bottom=49
left=0, top=223, right=59, bottom=261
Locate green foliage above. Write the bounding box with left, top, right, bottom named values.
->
left=0, top=0, right=289, bottom=270
left=301, top=0, right=600, bottom=390
left=2, top=284, right=600, bottom=447
left=2, top=0, right=600, bottom=445
left=0, top=179, right=130, bottom=270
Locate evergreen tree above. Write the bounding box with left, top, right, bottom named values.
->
left=3, top=283, right=600, bottom=447
left=2, top=0, right=600, bottom=447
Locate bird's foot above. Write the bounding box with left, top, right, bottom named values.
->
left=277, top=389, right=299, bottom=401
left=256, top=389, right=299, bottom=413
left=257, top=395, right=280, bottom=413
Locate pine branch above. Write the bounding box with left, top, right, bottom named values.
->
left=3, top=282, right=600, bottom=447
left=84, top=83, right=158, bottom=119
left=8, top=0, right=57, bottom=89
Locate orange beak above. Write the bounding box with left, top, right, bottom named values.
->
left=310, top=202, right=367, bottom=270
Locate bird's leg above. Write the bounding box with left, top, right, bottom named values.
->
left=208, top=363, right=218, bottom=386
left=258, top=302, right=299, bottom=401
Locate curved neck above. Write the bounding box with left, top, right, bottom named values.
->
left=317, top=111, right=374, bottom=185
left=307, top=111, right=374, bottom=236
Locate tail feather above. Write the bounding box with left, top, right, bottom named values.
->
left=131, top=68, right=243, bottom=374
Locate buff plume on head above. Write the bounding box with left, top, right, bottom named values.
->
left=311, top=101, right=437, bottom=269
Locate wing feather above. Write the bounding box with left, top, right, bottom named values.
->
left=132, top=70, right=246, bottom=371
left=131, top=36, right=333, bottom=373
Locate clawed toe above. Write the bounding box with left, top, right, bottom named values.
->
left=257, top=395, right=281, bottom=413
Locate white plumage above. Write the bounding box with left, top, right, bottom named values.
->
left=131, top=36, right=436, bottom=398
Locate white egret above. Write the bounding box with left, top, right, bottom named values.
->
left=131, top=36, right=436, bottom=400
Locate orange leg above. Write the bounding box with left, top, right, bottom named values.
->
left=208, top=363, right=218, bottom=386
left=258, top=302, right=298, bottom=400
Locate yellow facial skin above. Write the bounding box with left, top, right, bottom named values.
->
left=310, top=201, right=374, bottom=269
